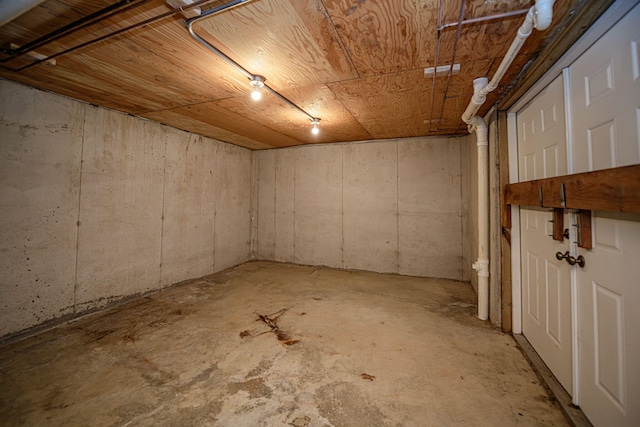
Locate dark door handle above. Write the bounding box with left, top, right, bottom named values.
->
left=555, top=251, right=586, bottom=268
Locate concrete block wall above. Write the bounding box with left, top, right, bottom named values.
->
left=0, top=79, right=252, bottom=338
left=254, top=138, right=472, bottom=281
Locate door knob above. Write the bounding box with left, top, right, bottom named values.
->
left=555, top=251, right=569, bottom=261
left=555, top=251, right=586, bottom=268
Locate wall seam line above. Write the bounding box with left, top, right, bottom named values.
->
left=254, top=150, right=259, bottom=260
left=274, top=151, right=277, bottom=259
left=293, top=150, right=296, bottom=263
left=158, top=130, right=169, bottom=287
left=250, top=150, right=257, bottom=260
left=213, top=142, right=220, bottom=271
left=460, top=137, right=466, bottom=282
left=341, top=145, right=345, bottom=269
left=214, top=142, right=220, bottom=273
left=72, top=105, right=88, bottom=315
left=396, top=140, right=400, bottom=274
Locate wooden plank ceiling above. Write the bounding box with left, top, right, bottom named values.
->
left=0, top=0, right=579, bottom=149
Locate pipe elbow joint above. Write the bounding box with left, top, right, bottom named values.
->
left=518, top=8, right=536, bottom=38
left=472, top=77, right=488, bottom=94
left=472, top=259, right=490, bottom=277
left=533, top=0, right=555, bottom=31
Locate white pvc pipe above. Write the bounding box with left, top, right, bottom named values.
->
left=461, top=0, right=556, bottom=125
left=462, top=0, right=555, bottom=321
left=533, top=0, right=555, bottom=30
left=0, top=0, right=47, bottom=28
left=473, top=118, right=490, bottom=321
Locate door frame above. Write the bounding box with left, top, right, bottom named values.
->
left=506, top=0, right=637, bottom=405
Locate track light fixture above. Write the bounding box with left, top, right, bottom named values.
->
left=249, top=75, right=265, bottom=101
left=310, top=118, right=320, bottom=135
left=186, top=2, right=322, bottom=137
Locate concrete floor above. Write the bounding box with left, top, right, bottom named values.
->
left=0, top=262, right=568, bottom=426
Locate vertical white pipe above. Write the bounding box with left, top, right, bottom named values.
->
left=472, top=118, right=490, bottom=321
left=462, top=0, right=555, bottom=321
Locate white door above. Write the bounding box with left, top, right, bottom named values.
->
left=575, top=213, right=640, bottom=426
left=517, top=75, right=573, bottom=393
left=570, top=3, right=640, bottom=173
left=569, top=5, right=640, bottom=426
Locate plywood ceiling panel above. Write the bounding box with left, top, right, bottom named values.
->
left=161, top=101, right=304, bottom=148
left=281, top=84, right=373, bottom=143
left=214, top=84, right=371, bottom=144
left=141, top=108, right=273, bottom=149
left=15, top=39, right=230, bottom=113
left=195, top=0, right=358, bottom=90
left=327, top=69, right=440, bottom=139
left=0, top=0, right=586, bottom=149
left=321, top=0, right=438, bottom=76
left=127, top=23, right=250, bottom=104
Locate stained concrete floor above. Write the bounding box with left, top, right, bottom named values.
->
left=0, top=261, right=568, bottom=426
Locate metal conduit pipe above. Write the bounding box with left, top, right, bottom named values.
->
left=462, top=0, right=555, bottom=321
left=1, top=0, right=148, bottom=63
left=186, top=0, right=254, bottom=79
left=438, top=9, right=529, bottom=32
left=186, top=0, right=319, bottom=123
left=8, top=0, right=215, bottom=72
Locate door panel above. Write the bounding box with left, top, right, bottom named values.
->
left=517, top=74, right=572, bottom=393
left=525, top=250, right=540, bottom=321
left=577, top=212, right=640, bottom=427
left=518, top=76, right=567, bottom=181
left=545, top=261, right=562, bottom=345
left=569, top=5, right=640, bottom=425
left=520, top=208, right=572, bottom=392
left=570, top=4, right=640, bottom=173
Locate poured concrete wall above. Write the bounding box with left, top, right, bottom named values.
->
left=75, top=107, right=166, bottom=312
left=294, top=145, right=344, bottom=269
left=255, top=137, right=472, bottom=280
left=344, top=142, right=397, bottom=272
left=161, top=133, right=216, bottom=287
left=214, top=143, right=253, bottom=272
left=1, top=77, right=475, bottom=337
left=0, top=80, right=252, bottom=338
left=0, top=79, right=84, bottom=333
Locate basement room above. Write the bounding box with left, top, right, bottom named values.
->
left=0, top=0, right=638, bottom=425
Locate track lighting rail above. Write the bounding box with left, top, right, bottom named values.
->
left=185, top=0, right=320, bottom=132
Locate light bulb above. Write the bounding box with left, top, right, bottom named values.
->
left=310, top=118, right=320, bottom=135
left=249, top=75, right=265, bottom=102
